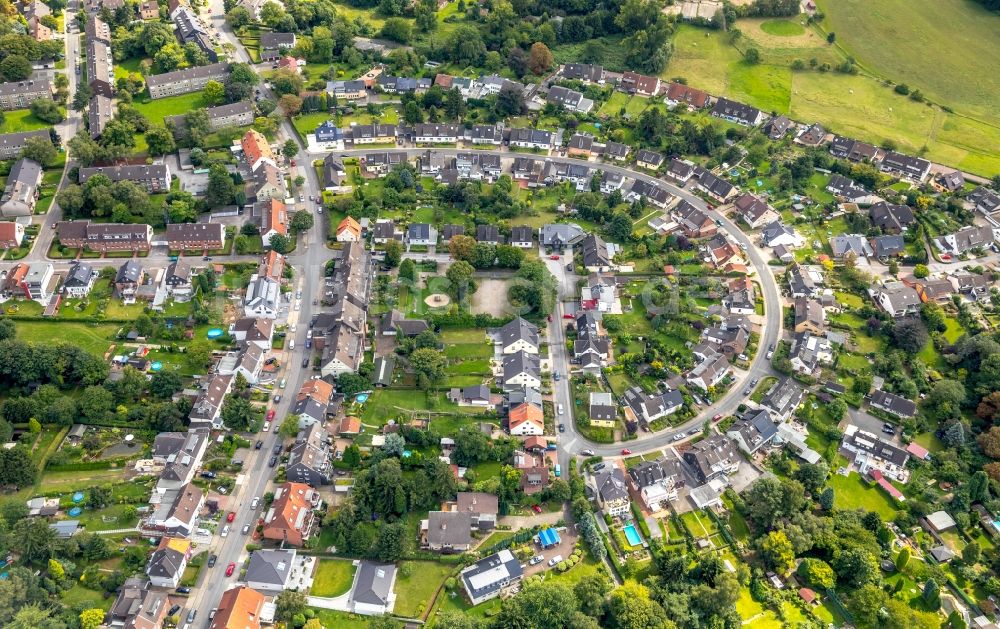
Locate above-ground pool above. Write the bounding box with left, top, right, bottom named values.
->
left=402, top=450, right=412, bottom=458
left=149, top=361, right=163, bottom=372
left=68, top=507, right=82, bottom=517
left=207, top=328, right=224, bottom=339
left=71, top=492, right=85, bottom=503
left=623, top=524, right=642, bottom=547
left=356, top=393, right=369, bottom=403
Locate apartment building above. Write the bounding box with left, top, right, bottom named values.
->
left=79, top=163, right=172, bottom=192
left=145, top=62, right=229, bottom=99
left=0, top=78, right=53, bottom=110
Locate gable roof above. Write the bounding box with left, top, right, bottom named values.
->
left=354, top=561, right=396, bottom=606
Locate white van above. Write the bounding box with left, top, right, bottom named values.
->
left=547, top=555, right=563, bottom=567
left=557, top=404, right=564, bottom=415
left=289, top=339, right=295, bottom=350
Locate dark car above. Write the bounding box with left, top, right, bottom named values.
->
left=882, top=423, right=895, bottom=435
left=558, top=423, right=565, bottom=433
left=168, top=604, right=181, bottom=617
left=175, top=587, right=191, bottom=594
left=273, top=443, right=282, bottom=455
left=207, top=554, right=217, bottom=567
left=269, top=455, right=278, bottom=467
left=199, top=471, right=216, bottom=479
left=302, top=357, right=309, bottom=367
left=254, top=440, right=263, bottom=450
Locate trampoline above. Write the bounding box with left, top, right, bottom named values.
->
left=71, top=492, right=85, bottom=503
left=68, top=507, right=82, bottom=517
left=207, top=328, right=224, bottom=339
left=149, top=361, right=163, bottom=372
left=355, top=393, right=369, bottom=403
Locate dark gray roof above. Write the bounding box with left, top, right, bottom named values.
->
left=426, top=511, right=472, bottom=547
left=628, top=460, right=666, bottom=488
left=246, top=549, right=294, bottom=586
left=461, top=550, right=522, bottom=601
left=354, top=561, right=396, bottom=606
left=147, top=546, right=185, bottom=580
left=596, top=468, right=629, bottom=502
left=869, top=390, right=916, bottom=417
left=499, top=317, right=539, bottom=348
left=728, top=409, right=778, bottom=451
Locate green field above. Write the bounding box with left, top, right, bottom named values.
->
left=394, top=561, right=453, bottom=618
left=0, top=108, right=54, bottom=133
left=14, top=321, right=120, bottom=356
left=759, top=19, right=805, bottom=36
left=665, top=22, right=1000, bottom=175
left=828, top=472, right=900, bottom=519
left=131, top=93, right=214, bottom=125
left=311, top=559, right=356, bottom=597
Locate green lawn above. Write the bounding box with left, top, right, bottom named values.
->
left=394, top=561, right=454, bottom=618
left=759, top=19, right=805, bottom=36
left=311, top=559, right=356, bottom=597
left=14, top=321, right=120, bottom=356
left=0, top=108, right=54, bottom=133
left=310, top=609, right=369, bottom=629
left=131, top=92, right=214, bottom=125
left=828, top=471, right=900, bottom=519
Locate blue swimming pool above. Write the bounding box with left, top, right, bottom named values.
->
left=623, top=524, right=642, bottom=546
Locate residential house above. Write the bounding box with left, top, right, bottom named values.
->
left=0, top=158, right=43, bottom=216
left=683, top=435, right=740, bottom=484
left=336, top=216, right=362, bottom=242
left=145, top=62, right=229, bottom=99
left=619, top=71, right=660, bottom=96
left=0, top=129, right=49, bottom=160
left=622, top=385, right=684, bottom=426
left=602, top=141, right=630, bottom=162
left=456, top=492, right=499, bottom=530
left=423, top=511, right=473, bottom=552
left=567, top=133, right=594, bottom=157
left=165, top=222, right=225, bottom=251
left=841, top=424, right=910, bottom=481
left=793, top=297, right=825, bottom=334
left=594, top=468, right=630, bottom=516
left=173, top=7, right=217, bottom=62
left=580, top=233, right=612, bottom=272
left=348, top=124, right=397, bottom=145
left=79, top=163, right=171, bottom=193
left=547, top=85, right=593, bottom=113
left=245, top=549, right=295, bottom=593
left=0, top=78, right=52, bottom=111
left=628, top=459, right=684, bottom=511
left=795, top=123, right=826, bottom=146
left=711, top=97, right=765, bottom=126
left=588, top=392, right=617, bottom=428
left=503, top=351, right=541, bottom=389
left=765, top=115, right=793, bottom=140
left=0, top=222, right=25, bottom=249
left=600, top=171, right=626, bottom=194
left=260, top=198, right=288, bottom=248
left=498, top=316, right=540, bottom=354
left=352, top=561, right=398, bottom=615
left=139, top=0, right=159, bottom=18
left=371, top=219, right=398, bottom=244
left=950, top=272, right=992, bottom=302
left=695, top=170, right=737, bottom=203
left=259, top=31, right=296, bottom=61
left=968, top=186, right=1000, bottom=216
left=466, top=124, right=503, bottom=145
left=831, top=234, right=874, bottom=259
left=666, top=158, right=695, bottom=184
left=829, top=136, right=881, bottom=162
left=933, top=225, right=998, bottom=256
left=361, top=151, right=405, bottom=175
left=241, top=129, right=276, bottom=172
left=509, top=225, right=533, bottom=248
left=63, top=262, right=96, bottom=298
left=788, top=332, right=835, bottom=376
left=734, top=193, right=779, bottom=229
left=450, top=384, right=491, bottom=407
left=400, top=223, right=435, bottom=248
left=229, top=317, right=274, bottom=350
left=872, top=235, right=906, bottom=259
left=415, top=123, right=461, bottom=144
left=476, top=223, right=503, bottom=245
left=87, top=39, right=114, bottom=98
left=209, top=586, right=266, bottom=629
left=880, top=151, right=931, bottom=182
left=540, top=223, right=586, bottom=248
left=461, top=550, right=522, bottom=605
left=326, top=80, right=366, bottom=102
left=624, top=180, right=671, bottom=208
left=671, top=200, right=717, bottom=238
left=20, top=262, right=54, bottom=300
left=869, top=202, right=915, bottom=233
left=262, top=481, right=323, bottom=547
left=636, top=149, right=665, bottom=171
left=871, top=283, right=921, bottom=317
left=293, top=379, right=334, bottom=428
left=869, top=390, right=916, bottom=419
left=287, top=424, right=332, bottom=486
left=167, top=101, right=254, bottom=132
left=107, top=578, right=169, bottom=629
left=574, top=311, right=610, bottom=370
left=727, top=409, right=779, bottom=456
left=508, top=127, right=553, bottom=151
left=760, top=377, right=804, bottom=421
left=665, top=81, right=709, bottom=109
left=687, top=352, right=731, bottom=391
left=761, top=220, right=803, bottom=248
left=562, top=63, right=604, bottom=84
left=826, top=174, right=878, bottom=204
left=88, top=93, right=114, bottom=139
left=146, top=483, right=203, bottom=537
left=508, top=402, right=544, bottom=435
left=146, top=537, right=191, bottom=588
left=701, top=317, right=750, bottom=356
left=187, top=374, right=232, bottom=429
left=243, top=273, right=280, bottom=319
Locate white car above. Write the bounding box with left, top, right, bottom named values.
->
left=221, top=525, right=229, bottom=538
left=529, top=555, right=544, bottom=565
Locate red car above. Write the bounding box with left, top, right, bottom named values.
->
left=290, top=159, right=296, bottom=167
left=225, top=562, right=236, bottom=577
left=549, top=255, right=560, bottom=260
left=266, top=409, right=276, bottom=421
left=712, top=413, right=723, bottom=421
left=547, top=315, right=552, bottom=322
left=531, top=504, right=542, bottom=514
left=226, top=512, right=236, bottom=523
left=562, top=314, right=573, bottom=319
left=621, top=448, right=632, bottom=455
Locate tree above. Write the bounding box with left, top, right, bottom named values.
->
left=452, top=426, right=491, bottom=467
left=744, top=477, right=805, bottom=530
left=373, top=521, right=407, bottom=561
left=575, top=573, right=611, bottom=617
left=145, top=126, right=176, bottom=156
left=221, top=395, right=256, bottom=431
left=969, top=470, right=990, bottom=503
left=383, top=433, right=405, bottom=457
left=342, top=443, right=362, bottom=468
left=278, top=94, right=303, bottom=116
left=963, top=541, right=981, bottom=565
left=528, top=42, right=554, bottom=75
left=290, top=210, right=313, bottom=233
left=760, top=530, right=795, bottom=574
left=793, top=460, right=829, bottom=495
left=384, top=239, right=403, bottom=267
left=0, top=54, right=32, bottom=81
left=21, top=136, right=57, bottom=166
left=268, top=233, right=292, bottom=254
left=381, top=17, right=411, bottom=43
left=607, top=581, right=667, bottom=629
left=30, top=99, right=64, bottom=123
left=203, top=79, right=225, bottom=106
left=47, top=558, right=64, bottom=581
left=797, top=558, right=835, bottom=590
left=923, top=379, right=966, bottom=421
left=205, top=163, right=236, bottom=208
left=409, top=348, right=447, bottom=388
left=744, top=47, right=761, bottom=64
left=849, top=582, right=886, bottom=626
left=495, top=581, right=578, bottom=628
left=895, top=546, right=910, bottom=571
left=150, top=370, right=183, bottom=399
left=448, top=234, right=477, bottom=262
left=913, top=263, right=929, bottom=278
left=446, top=260, right=475, bottom=298
left=891, top=318, right=929, bottom=354
left=922, top=578, right=940, bottom=608
left=283, top=139, right=299, bottom=159
left=12, top=516, right=56, bottom=563
left=80, top=609, right=105, bottom=629
left=275, top=590, right=308, bottom=621
left=79, top=385, right=114, bottom=422
left=279, top=415, right=301, bottom=438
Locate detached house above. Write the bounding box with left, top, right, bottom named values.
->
left=793, top=297, right=825, bottom=335
left=636, top=149, right=665, bottom=171
left=628, top=459, right=684, bottom=511
left=826, top=174, right=878, bottom=204
left=687, top=352, right=731, bottom=391
left=503, top=351, right=541, bottom=389
left=760, top=377, right=805, bottom=421
left=147, top=538, right=191, bottom=589
left=695, top=170, right=737, bottom=203
left=63, top=262, right=97, bottom=298
left=287, top=424, right=332, bottom=486
left=727, top=409, right=778, bottom=456
left=262, top=482, right=320, bottom=546
left=869, top=390, right=916, bottom=419
left=594, top=468, right=630, bottom=516
left=671, top=200, right=717, bottom=238
left=735, top=193, right=779, bottom=229
left=498, top=317, right=539, bottom=354
left=869, top=202, right=915, bottom=234
left=871, top=283, right=921, bottom=317
left=683, top=435, right=740, bottom=484
left=622, top=385, right=684, bottom=426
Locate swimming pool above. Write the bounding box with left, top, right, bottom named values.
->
left=623, top=524, right=642, bottom=547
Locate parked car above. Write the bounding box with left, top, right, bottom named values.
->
left=531, top=504, right=542, bottom=514
left=712, top=413, right=723, bottom=421
left=250, top=497, right=260, bottom=509
left=581, top=449, right=595, bottom=456
left=168, top=605, right=181, bottom=617
left=273, top=394, right=282, bottom=403
left=207, top=554, right=217, bottom=567
left=621, top=448, right=631, bottom=455
left=672, top=433, right=685, bottom=442
left=558, top=423, right=565, bottom=433
left=266, top=409, right=276, bottom=421
left=592, top=462, right=606, bottom=472
left=220, top=525, right=229, bottom=538
left=176, top=586, right=191, bottom=594
left=242, top=524, right=251, bottom=535
left=199, top=471, right=216, bottom=479
left=226, top=512, right=236, bottom=523
left=273, top=443, right=282, bottom=455
left=255, top=440, right=263, bottom=450
left=549, top=255, right=559, bottom=260
left=743, top=387, right=752, bottom=395
left=225, top=562, right=236, bottom=577
left=548, top=555, right=563, bottom=567
left=530, top=554, right=544, bottom=565
left=302, top=357, right=310, bottom=367
left=187, top=609, right=197, bottom=623
left=269, top=455, right=278, bottom=467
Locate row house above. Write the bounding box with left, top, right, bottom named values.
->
left=327, top=79, right=367, bottom=100
left=166, top=222, right=225, bottom=250
left=508, top=127, right=554, bottom=151
left=56, top=220, right=153, bottom=252
left=262, top=481, right=321, bottom=546
left=671, top=199, right=717, bottom=238
left=88, top=94, right=114, bottom=139
left=619, top=71, right=660, bottom=97
left=79, top=163, right=172, bottom=193
left=561, top=63, right=604, bottom=84
left=361, top=151, right=406, bottom=175
left=467, top=124, right=503, bottom=145
left=933, top=225, right=998, bottom=256
left=567, top=133, right=594, bottom=157
left=241, top=128, right=276, bottom=172
left=414, top=123, right=461, bottom=143
left=665, top=81, right=710, bottom=109
left=574, top=311, right=610, bottom=372
left=968, top=186, right=1000, bottom=217
left=695, top=169, right=737, bottom=203
left=0, top=129, right=49, bottom=160
left=879, top=151, right=931, bottom=182
left=0, top=78, right=52, bottom=110
left=188, top=373, right=233, bottom=429
left=624, top=179, right=671, bottom=208
left=455, top=152, right=501, bottom=181
left=546, top=85, right=593, bottom=113
left=829, top=136, right=881, bottom=163
left=765, top=115, right=793, bottom=140
left=826, top=174, right=879, bottom=204
left=87, top=39, right=114, bottom=98
left=287, top=424, right=333, bottom=485
left=711, top=97, right=765, bottom=126
left=666, top=158, right=695, bottom=184
left=622, top=386, right=684, bottom=428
